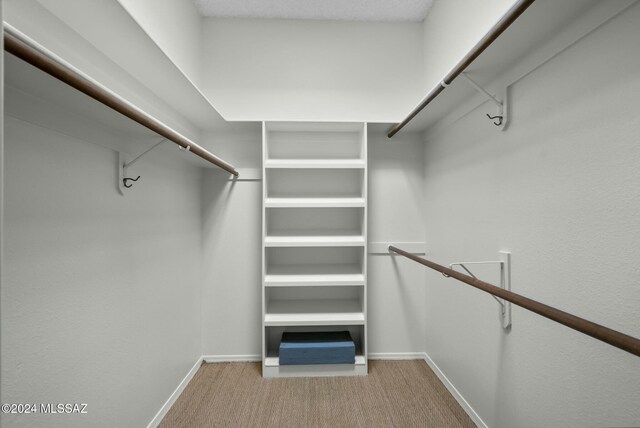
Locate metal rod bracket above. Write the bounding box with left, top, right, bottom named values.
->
left=447, top=251, right=512, bottom=329
left=460, top=72, right=508, bottom=130
left=118, top=138, right=167, bottom=194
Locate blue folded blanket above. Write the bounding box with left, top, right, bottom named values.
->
left=279, top=331, right=355, bottom=365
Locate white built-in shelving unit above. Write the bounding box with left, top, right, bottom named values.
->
left=262, top=122, right=368, bottom=378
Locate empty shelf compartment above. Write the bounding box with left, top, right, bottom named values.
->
left=266, top=169, right=364, bottom=199
left=265, top=264, right=364, bottom=286
left=266, top=208, right=364, bottom=247
left=265, top=197, right=365, bottom=208
left=265, top=159, right=365, bottom=169
left=264, top=299, right=364, bottom=326
left=267, top=207, right=362, bottom=233
left=265, top=247, right=364, bottom=286
left=265, top=122, right=365, bottom=160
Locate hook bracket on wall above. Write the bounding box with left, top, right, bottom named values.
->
left=118, top=138, right=168, bottom=195
left=460, top=72, right=508, bottom=130
left=444, top=251, right=512, bottom=329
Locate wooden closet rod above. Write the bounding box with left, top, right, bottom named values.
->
left=387, top=0, right=536, bottom=138
left=3, top=24, right=239, bottom=177
left=388, top=245, right=640, bottom=357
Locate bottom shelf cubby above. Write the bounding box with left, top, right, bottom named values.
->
left=263, top=325, right=367, bottom=378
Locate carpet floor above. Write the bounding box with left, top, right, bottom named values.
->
left=159, top=360, right=476, bottom=428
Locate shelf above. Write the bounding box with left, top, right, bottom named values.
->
left=265, top=231, right=364, bottom=247
left=265, top=264, right=365, bottom=286
left=265, top=159, right=365, bottom=169
left=264, top=355, right=366, bottom=367
left=265, top=197, right=365, bottom=208
left=264, top=299, right=364, bottom=326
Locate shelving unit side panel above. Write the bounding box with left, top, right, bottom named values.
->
left=261, top=121, right=268, bottom=371
left=362, top=122, right=369, bottom=371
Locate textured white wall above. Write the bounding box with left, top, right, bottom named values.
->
left=0, top=116, right=203, bottom=428
left=419, top=4, right=640, bottom=427
left=421, top=0, right=515, bottom=93
left=199, top=130, right=427, bottom=357
left=200, top=132, right=263, bottom=357
left=201, top=18, right=424, bottom=122
left=116, top=0, right=204, bottom=87
left=368, top=132, right=426, bottom=355
left=3, top=0, right=204, bottom=140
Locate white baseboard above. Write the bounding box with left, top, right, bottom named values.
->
left=368, top=352, right=426, bottom=360
left=421, top=352, right=488, bottom=428
left=147, top=357, right=203, bottom=428
left=202, top=354, right=261, bottom=363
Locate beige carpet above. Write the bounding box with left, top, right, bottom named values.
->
left=159, top=360, right=476, bottom=428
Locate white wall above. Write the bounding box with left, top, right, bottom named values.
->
left=116, top=0, right=204, bottom=87
left=368, top=132, right=426, bottom=355
left=199, top=130, right=427, bottom=357
left=200, top=132, right=263, bottom=357
left=419, top=4, right=640, bottom=427
left=0, top=114, right=203, bottom=428
left=3, top=0, right=207, bottom=139
left=201, top=19, right=424, bottom=122
left=422, top=0, right=515, bottom=93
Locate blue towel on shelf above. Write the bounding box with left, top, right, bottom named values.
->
left=279, top=331, right=355, bottom=365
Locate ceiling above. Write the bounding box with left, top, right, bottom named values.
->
left=192, top=0, right=434, bottom=22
